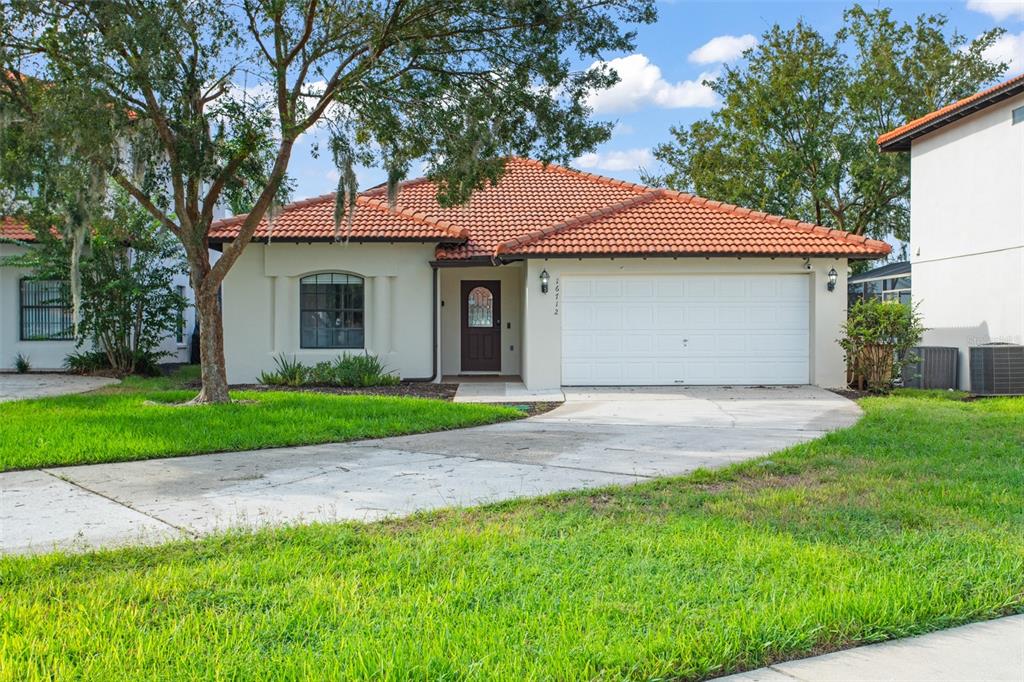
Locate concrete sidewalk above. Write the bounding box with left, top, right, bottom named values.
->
left=717, top=615, right=1024, bottom=682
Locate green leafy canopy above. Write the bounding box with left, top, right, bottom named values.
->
left=645, top=4, right=1006, bottom=247
left=0, top=0, right=656, bottom=401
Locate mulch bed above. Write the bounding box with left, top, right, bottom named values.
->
left=217, top=381, right=460, bottom=401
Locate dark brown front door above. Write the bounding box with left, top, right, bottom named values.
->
left=461, top=280, right=501, bottom=372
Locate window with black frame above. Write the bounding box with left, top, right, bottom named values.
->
left=20, top=279, right=74, bottom=341
left=299, top=273, right=365, bottom=349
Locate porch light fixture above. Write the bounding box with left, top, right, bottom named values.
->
left=540, top=269, right=550, bottom=294
left=827, top=267, right=838, bottom=292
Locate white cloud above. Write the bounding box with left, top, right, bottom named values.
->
left=984, top=30, right=1024, bottom=73
left=586, top=54, right=717, bottom=113
left=967, top=0, right=1024, bottom=21
left=688, top=34, right=757, bottom=64
left=575, top=148, right=654, bottom=172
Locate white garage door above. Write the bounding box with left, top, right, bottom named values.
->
left=561, top=274, right=809, bottom=385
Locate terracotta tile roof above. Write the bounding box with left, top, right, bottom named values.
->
left=209, top=192, right=468, bottom=243
left=0, top=217, right=34, bottom=242
left=878, top=72, right=1024, bottom=150
left=495, top=189, right=891, bottom=258
left=367, top=158, right=648, bottom=259
left=209, top=157, right=890, bottom=260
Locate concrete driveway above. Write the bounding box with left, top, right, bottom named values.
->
left=1, top=386, right=861, bottom=555
left=0, top=373, right=117, bottom=402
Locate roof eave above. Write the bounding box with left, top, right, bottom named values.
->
left=878, top=80, right=1024, bottom=152
left=497, top=250, right=889, bottom=262
left=208, top=235, right=468, bottom=245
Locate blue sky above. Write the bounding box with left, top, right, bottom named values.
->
left=285, top=0, right=1024, bottom=200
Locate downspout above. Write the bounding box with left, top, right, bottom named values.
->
left=405, top=262, right=439, bottom=382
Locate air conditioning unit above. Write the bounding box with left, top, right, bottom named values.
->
left=970, top=343, right=1024, bottom=396
left=902, top=347, right=959, bottom=390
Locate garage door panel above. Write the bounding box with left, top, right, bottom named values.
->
left=717, top=306, right=748, bottom=327
left=686, top=278, right=716, bottom=297
left=624, top=304, right=654, bottom=327
left=623, top=335, right=654, bottom=353
left=562, top=332, right=595, bottom=355
left=563, top=304, right=592, bottom=329
left=656, top=305, right=686, bottom=328
left=716, top=334, right=748, bottom=353
left=623, top=280, right=655, bottom=298
left=687, top=306, right=718, bottom=328
left=561, top=274, right=809, bottom=385
left=592, top=280, right=622, bottom=297
left=778, top=277, right=808, bottom=298
left=563, top=279, right=592, bottom=298
left=656, top=279, right=685, bottom=297
left=593, top=305, right=623, bottom=329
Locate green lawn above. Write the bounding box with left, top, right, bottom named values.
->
left=0, top=369, right=520, bottom=471
left=2, top=393, right=1022, bottom=680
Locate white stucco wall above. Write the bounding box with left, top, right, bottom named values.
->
left=439, top=264, right=523, bottom=377
left=909, top=92, right=1024, bottom=388
left=221, top=242, right=438, bottom=383
left=0, top=243, right=80, bottom=370
left=520, top=257, right=850, bottom=390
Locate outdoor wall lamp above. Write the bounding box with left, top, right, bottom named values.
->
left=540, top=269, right=550, bottom=294
left=827, top=267, right=838, bottom=292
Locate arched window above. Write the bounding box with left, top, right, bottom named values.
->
left=466, top=286, right=494, bottom=327
left=300, top=273, right=364, bottom=349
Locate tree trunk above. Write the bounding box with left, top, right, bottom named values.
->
left=191, top=286, right=230, bottom=404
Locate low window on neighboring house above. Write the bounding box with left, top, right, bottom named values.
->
left=299, top=273, right=365, bottom=349
left=1014, top=106, right=1024, bottom=125
left=20, top=279, right=74, bottom=341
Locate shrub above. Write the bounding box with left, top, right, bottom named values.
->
left=258, top=353, right=399, bottom=388
left=335, top=353, right=400, bottom=387
left=258, top=355, right=307, bottom=387
left=307, top=361, right=337, bottom=385
left=14, top=354, right=31, bottom=373
left=65, top=350, right=109, bottom=374
left=839, top=299, right=925, bottom=392
left=65, top=349, right=166, bottom=376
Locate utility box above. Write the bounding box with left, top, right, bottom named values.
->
left=903, top=346, right=959, bottom=390
left=970, top=343, right=1024, bottom=396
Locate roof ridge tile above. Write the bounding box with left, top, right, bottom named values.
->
left=509, top=156, right=650, bottom=195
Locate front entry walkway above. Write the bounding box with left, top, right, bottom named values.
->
left=0, top=373, right=117, bottom=402
left=1, top=386, right=860, bottom=555
left=452, top=379, right=565, bottom=403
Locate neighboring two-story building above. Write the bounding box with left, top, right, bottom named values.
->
left=0, top=217, right=198, bottom=370
left=879, top=73, right=1024, bottom=389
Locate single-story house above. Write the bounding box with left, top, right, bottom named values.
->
left=0, top=217, right=197, bottom=370
left=878, top=72, right=1024, bottom=389
left=847, top=261, right=911, bottom=307
left=211, top=157, right=890, bottom=389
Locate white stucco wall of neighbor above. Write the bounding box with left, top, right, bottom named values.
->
left=909, top=92, right=1024, bottom=388
left=0, top=243, right=79, bottom=370
left=221, top=242, right=438, bottom=384
left=520, top=257, right=849, bottom=391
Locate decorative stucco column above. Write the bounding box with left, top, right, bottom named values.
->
left=371, top=275, right=394, bottom=354
left=271, top=275, right=294, bottom=353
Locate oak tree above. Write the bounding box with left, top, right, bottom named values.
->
left=645, top=5, right=1005, bottom=247
left=0, top=0, right=655, bottom=402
